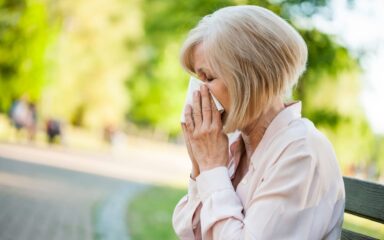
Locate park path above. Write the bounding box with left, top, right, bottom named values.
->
left=0, top=141, right=190, bottom=240
left=0, top=156, right=145, bottom=240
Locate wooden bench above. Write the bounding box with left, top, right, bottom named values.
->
left=341, top=176, right=384, bottom=240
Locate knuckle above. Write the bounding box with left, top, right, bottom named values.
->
left=208, top=127, right=215, bottom=133
left=200, top=126, right=208, bottom=134
left=191, top=132, right=199, bottom=140
left=203, top=126, right=214, bottom=135
left=202, top=107, right=211, bottom=112
left=210, top=123, right=219, bottom=131
left=186, top=122, right=193, bottom=129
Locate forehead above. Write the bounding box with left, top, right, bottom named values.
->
left=193, top=44, right=212, bottom=74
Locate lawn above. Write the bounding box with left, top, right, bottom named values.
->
left=127, top=185, right=384, bottom=240
left=127, top=185, right=186, bottom=240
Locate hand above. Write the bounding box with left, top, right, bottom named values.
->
left=184, top=84, right=229, bottom=172
left=181, top=123, right=200, bottom=179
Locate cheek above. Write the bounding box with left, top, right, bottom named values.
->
left=208, top=82, right=230, bottom=111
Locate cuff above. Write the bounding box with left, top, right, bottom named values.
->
left=188, top=176, right=199, bottom=198
left=196, top=166, right=233, bottom=201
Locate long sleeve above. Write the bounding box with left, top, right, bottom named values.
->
left=172, top=177, right=202, bottom=240
left=194, top=139, right=345, bottom=240
left=173, top=132, right=243, bottom=240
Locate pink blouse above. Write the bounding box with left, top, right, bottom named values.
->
left=172, top=102, right=345, bottom=240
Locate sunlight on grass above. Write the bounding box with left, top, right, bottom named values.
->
left=343, top=213, right=384, bottom=239
left=127, top=185, right=186, bottom=240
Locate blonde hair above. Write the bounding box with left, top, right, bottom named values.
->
left=180, top=5, right=307, bottom=133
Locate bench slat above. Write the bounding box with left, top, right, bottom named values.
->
left=341, top=228, right=378, bottom=240
left=343, top=177, right=384, bottom=224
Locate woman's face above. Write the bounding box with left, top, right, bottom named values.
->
left=193, top=44, right=230, bottom=115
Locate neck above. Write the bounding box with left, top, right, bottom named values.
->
left=240, top=99, right=285, bottom=159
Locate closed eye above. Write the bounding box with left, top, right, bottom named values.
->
left=205, top=74, right=216, bottom=82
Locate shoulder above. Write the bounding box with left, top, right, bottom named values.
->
left=267, top=117, right=344, bottom=194
left=258, top=116, right=344, bottom=192
left=259, top=117, right=341, bottom=180
left=273, top=117, right=335, bottom=158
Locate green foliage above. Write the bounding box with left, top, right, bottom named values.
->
left=38, top=0, right=136, bottom=128
left=373, top=136, right=384, bottom=178
left=0, top=0, right=57, bottom=110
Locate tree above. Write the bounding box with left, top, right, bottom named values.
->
left=0, top=0, right=57, bottom=111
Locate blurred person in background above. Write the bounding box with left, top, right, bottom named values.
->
left=46, top=118, right=62, bottom=144
left=173, top=5, right=345, bottom=240
left=9, top=96, right=35, bottom=141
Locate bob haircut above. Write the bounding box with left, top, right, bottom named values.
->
left=180, top=5, right=308, bottom=133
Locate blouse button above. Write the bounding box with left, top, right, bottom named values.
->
left=241, top=178, right=248, bottom=185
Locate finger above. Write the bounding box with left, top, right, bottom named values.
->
left=184, top=105, right=195, bottom=132
left=200, top=84, right=212, bottom=126
left=181, top=123, right=189, bottom=138
left=181, top=123, right=198, bottom=166
left=181, top=123, right=192, bottom=139
left=211, top=97, right=222, bottom=128
left=181, top=123, right=192, bottom=145
left=192, top=90, right=202, bottom=128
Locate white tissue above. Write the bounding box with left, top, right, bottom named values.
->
left=180, top=76, right=225, bottom=123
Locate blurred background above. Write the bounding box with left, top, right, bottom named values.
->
left=0, top=0, right=383, bottom=239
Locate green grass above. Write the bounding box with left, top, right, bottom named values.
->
left=127, top=186, right=384, bottom=239
left=127, top=185, right=187, bottom=240
left=343, top=213, right=384, bottom=239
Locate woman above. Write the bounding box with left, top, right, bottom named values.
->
left=173, top=5, right=345, bottom=240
